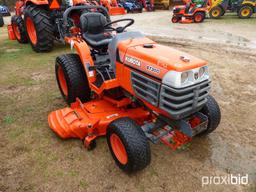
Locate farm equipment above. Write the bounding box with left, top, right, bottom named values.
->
left=237, top=0, right=256, bottom=18
left=139, top=0, right=155, bottom=11
left=100, top=0, right=126, bottom=15
left=208, top=0, right=238, bottom=18
left=8, top=0, right=98, bottom=52
left=119, top=0, right=143, bottom=13
left=48, top=5, right=221, bottom=173
left=0, top=5, right=11, bottom=16
left=172, top=0, right=207, bottom=23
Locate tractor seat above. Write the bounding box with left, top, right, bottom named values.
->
left=80, top=12, right=113, bottom=49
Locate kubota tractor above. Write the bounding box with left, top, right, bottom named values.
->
left=48, top=5, right=221, bottom=173
left=8, top=0, right=97, bottom=52
left=100, top=0, right=126, bottom=15
left=172, top=0, right=208, bottom=23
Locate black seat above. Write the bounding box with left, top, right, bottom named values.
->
left=80, top=12, right=112, bottom=49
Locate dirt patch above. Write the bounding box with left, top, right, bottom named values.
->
left=0, top=12, right=256, bottom=192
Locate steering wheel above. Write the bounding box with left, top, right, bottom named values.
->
left=104, top=19, right=134, bottom=33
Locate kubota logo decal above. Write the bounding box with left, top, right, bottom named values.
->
left=147, top=65, right=160, bottom=74
left=125, top=56, right=141, bottom=67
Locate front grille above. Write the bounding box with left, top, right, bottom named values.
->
left=159, top=80, right=211, bottom=119
left=131, top=71, right=161, bottom=106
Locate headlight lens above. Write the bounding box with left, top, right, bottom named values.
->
left=199, top=67, right=205, bottom=78
left=181, top=72, right=189, bottom=83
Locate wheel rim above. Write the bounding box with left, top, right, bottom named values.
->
left=26, top=17, right=37, bottom=45
left=241, top=8, right=250, bottom=17
left=212, top=9, right=220, bottom=17
left=57, top=66, right=68, bottom=96
left=172, top=17, right=178, bottom=23
left=12, top=24, right=21, bottom=40
left=110, top=133, right=128, bottom=165
left=195, top=14, right=202, bottom=22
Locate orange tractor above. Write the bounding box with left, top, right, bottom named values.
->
left=172, top=0, right=208, bottom=23
left=100, top=0, right=126, bottom=15
left=49, top=5, right=221, bottom=172
left=8, top=0, right=99, bottom=52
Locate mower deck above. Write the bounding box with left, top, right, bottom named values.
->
left=48, top=98, right=150, bottom=145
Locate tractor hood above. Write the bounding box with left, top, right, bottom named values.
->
left=119, top=38, right=207, bottom=79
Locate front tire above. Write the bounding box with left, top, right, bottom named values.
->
left=55, top=54, right=91, bottom=105
left=107, top=117, right=151, bottom=173
left=24, top=5, right=54, bottom=52
left=172, top=16, right=180, bottom=23
left=200, top=95, right=221, bottom=134
left=11, top=16, right=28, bottom=44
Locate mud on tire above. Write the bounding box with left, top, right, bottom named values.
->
left=200, top=95, right=221, bottom=134
left=11, top=16, right=28, bottom=44
left=55, top=54, right=91, bottom=105
left=107, top=117, right=151, bottom=173
left=24, top=5, right=54, bottom=52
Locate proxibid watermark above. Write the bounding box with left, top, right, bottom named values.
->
left=202, top=174, right=249, bottom=187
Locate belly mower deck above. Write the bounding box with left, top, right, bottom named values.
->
left=48, top=97, right=208, bottom=150
left=48, top=98, right=150, bottom=148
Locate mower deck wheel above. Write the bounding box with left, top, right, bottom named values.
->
left=107, top=117, right=151, bottom=173
left=209, top=6, right=223, bottom=19
left=238, top=6, right=253, bottom=19
left=24, top=5, right=54, bottom=52
left=172, top=16, right=181, bottom=23
left=11, top=16, right=28, bottom=44
left=199, top=95, right=221, bottom=135
left=55, top=54, right=91, bottom=105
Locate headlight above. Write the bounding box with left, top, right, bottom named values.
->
left=181, top=72, right=189, bottom=83
left=199, top=67, right=205, bottom=78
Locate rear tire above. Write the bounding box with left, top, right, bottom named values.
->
left=200, top=95, right=221, bottom=134
left=107, top=117, right=151, bottom=173
left=11, top=16, right=28, bottom=44
left=238, top=6, right=253, bottom=19
left=194, top=12, right=205, bottom=23
left=24, top=5, right=54, bottom=52
left=209, top=6, right=223, bottom=19
left=55, top=54, right=91, bottom=105
left=0, top=13, right=4, bottom=27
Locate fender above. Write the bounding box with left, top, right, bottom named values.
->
left=25, top=0, right=49, bottom=5
left=65, top=37, right=96, bottom=83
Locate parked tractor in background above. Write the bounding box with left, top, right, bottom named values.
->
left=8, top=0, right=101, bottom=52
left=237, top=0, right=256, bottom=18
left=208, top=0, right=256, bottom=18
left=99, top=0, right=126, bottom=15
left=172, top=0, right=208, bottom=23
left=0, top=5, right=11, bottom=16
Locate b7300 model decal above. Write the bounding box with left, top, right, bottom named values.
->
left=147, top=65, right=160, bottom=74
